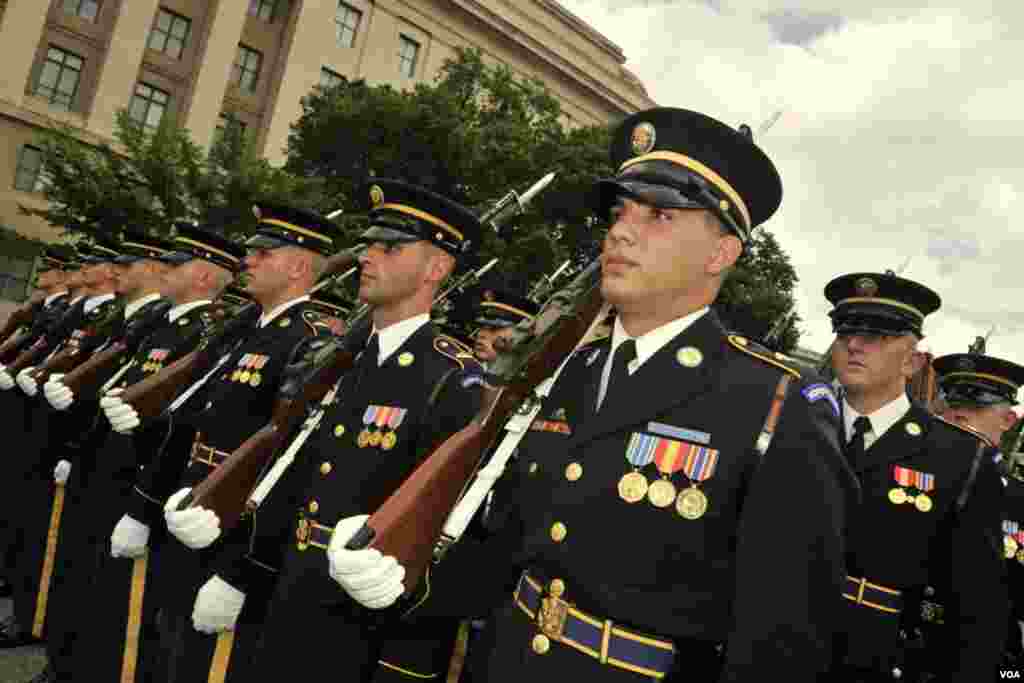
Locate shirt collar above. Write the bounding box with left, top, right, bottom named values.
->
left=84, top=292, right=117, bottom=313
left=168, top=299, right=212, bottom=323
left=608, top=306, right=709, bottom=371
left=124, top=293, right=162, bottom=320
left=69, top=294, right=86, bottom=306
left=259, top=295, right=310, bottom=328
left=44, top=290, right=68, bottom=306
left=372, top=313, right=430, bottom=366
left=843, top=392, right=911, bottom=442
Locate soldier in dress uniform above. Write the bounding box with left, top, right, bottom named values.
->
left=931, top=343, right=1024, bottom=672
left=308, top=288, right=355, bottom=336
left=100, top=206, right=336, bottom=683
left=824, top=272, right=1007, bottom=681
left=471, top=281, right=541, bottom=366
left=0, top=246, right=78, bottom=649
left=163, top=179, right=486, bottom=682
left=328, top=108, right=859, bottom=682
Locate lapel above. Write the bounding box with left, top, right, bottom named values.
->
left=858, top=400, right=931, bottom=474
left=569, top=312, right=726, bottom=450
left=571, top=339, right=610, bottom=426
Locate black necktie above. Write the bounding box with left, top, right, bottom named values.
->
left=846, top=416, right=872, bottom=467
left=599, top=339, right=637, bottom=412
left=351, top=333, right=379, bottom=391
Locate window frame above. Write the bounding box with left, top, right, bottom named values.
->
left=398, top=34, right=420, bottom=78
left=62, top=0, right=100, bottom=21
left=248, top=0, right=281, bottom=22
left=128, top=82, right=171, bottom=131
left=335, top=2, right=362, bottom=48
left=233, top=44, right=263, bottom=95
left=13, top=145, right=47, bottom=194
left=147, top=7, right=192, bottom=60
left=34, top=45, right=84, bottom=111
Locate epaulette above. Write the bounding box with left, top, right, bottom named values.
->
left=726, top=334, right=801, bottom=379
left=434, top=334, right=481, bottom=372
left=933, top=415, right=995, bottom=447
left=301, top=310, right=334, bottom=336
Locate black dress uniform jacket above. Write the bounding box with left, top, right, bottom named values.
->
left=213, top=321, right=483, bottom=682
left=1002, top=473, right=1024, bottom=666
left=836, top=402, right=1006, bottom=681
left=410, top=311, right=857, bottom=683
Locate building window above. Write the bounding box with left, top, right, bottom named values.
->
left=248, top=0, right=284, bottom=22
left=233, top=45, right=262, bottom=94
left=0, top=254, right=34, bottom=303
left=128, top=82, right=170, bottom=130
left=335, top=2, right=362, bottom=48
left=63, top=0, right=100, bottom=21
left=147, top=8, right=191, bottom=60
left=34, top=46, right=83, bottom=111
left=398, top=35, right=419, bottom=78
left=320, top=67, right=344, bottom=90
left=13, top=146, right=47, bottom=193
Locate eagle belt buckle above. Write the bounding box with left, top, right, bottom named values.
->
left=538, top=593, right=569, bottom=640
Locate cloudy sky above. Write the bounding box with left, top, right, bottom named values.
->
left=559, top=0, right=1024, bottom=368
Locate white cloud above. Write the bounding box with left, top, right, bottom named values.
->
left=561, top=0, right=1024, bottom=373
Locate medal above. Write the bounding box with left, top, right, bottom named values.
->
left=1017, top=548, right=1024, bottom=564
left=647, top=478, right=677, bottom=508
left=676, top=486, right=708, bottom=520
left=617, top=471, right=649, bottom=503
left=914, top=493, right=932, bottom=513
left=888, top=488, right=907, bottom=505
left=240, top=370, right=251, bottom=384
left=620, top=433, right=657, bottom=504
left=1006, top=535, right=1019, bottom=559
left=361, top=405, right=379, bottom=447
left=368, top=430, right=383, bottom=447
left=357, top=430, right=370, bottom=448
left=249, top=372, right=261, bottom=387
left=381, top=431, right=397, bottom=451
left=1003, top=522, right=1020, bottom=559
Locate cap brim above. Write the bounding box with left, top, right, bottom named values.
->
left=595, top=179, right=705, bottom=213
left=245, top=234, right=291, bottom=251
left=160, top=251, right=193, bottom=265
left=359, top=226, right=421, bottom=245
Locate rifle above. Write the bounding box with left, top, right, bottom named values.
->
left=527, top=258, right=577, bottom=303
left=29, top=299, right=127, bottom=386
left=116, top=245, right=367, bottom=423
left=176, top=173, right=558, bottom=529
left=762, top=311, right=796, bottom=353
left=61, top=299, right=177, bottom=398
left=345, top=258, right=605, bottom=593
left=0, top=300, right=41, bottom=345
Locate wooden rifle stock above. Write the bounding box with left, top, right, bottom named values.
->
left=7, top=338, right=56, bottom=376
left=178, top=342, right=359, bottom=533
left=117, top=350, right=202, bottom=422
left=0, top=301, right=39, bottom=345
left=61, top=340, right=128, bottom=397
left=0, top=329, right=31, bottom=364
left=346, top=261, right=606, bottom=593
left=30, top=347, right=89, bottom=385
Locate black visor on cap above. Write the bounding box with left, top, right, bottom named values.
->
left=944, top=384, right=1015, bottom=407
left=359, top=225, right=422, bottom=246
left=245, top=234, right=291, bottom=251
left=596, top=179, right=705, bottom=215
left=831, top=311, right=918, bottom=337
left=161, top=251, right=193, bottom=265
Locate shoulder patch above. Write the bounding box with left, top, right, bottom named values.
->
left=801, top=382, right=839, bottom=417
left=934, top=415, right=995, bottom=447
left=727, top=335, right=801, bottom=379
left=434, top=334, right=482, bottom=372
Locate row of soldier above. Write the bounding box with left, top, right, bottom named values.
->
left=0, top=106, right=1021, bottom=683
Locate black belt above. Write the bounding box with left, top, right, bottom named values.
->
left=843, top=576, right=903, bottom=614
left=514, top=572, right=676, bottom=679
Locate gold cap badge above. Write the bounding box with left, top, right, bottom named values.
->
left=630, top=122, right=656, bottom=155
left=855, top=277, right=879, bottom=297
left=369, top=185, right=384, bottom=207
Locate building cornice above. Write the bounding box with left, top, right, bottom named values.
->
left=448, top=0, right=655, bottom=117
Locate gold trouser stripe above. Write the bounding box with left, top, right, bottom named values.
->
left=120, top=553, right=148, bottom=683
left=32, top=483, right=65, bottom=638
left=208, top=630, right=236, bottom=683
left=446, top=619, right=471, bottom=683
left=377, top=660, right=439, bottom=679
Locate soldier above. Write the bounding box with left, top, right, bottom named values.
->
left=328, top=108, right=859, bottom=682
left=101, top=205, right=336, bottom=683
left=308, top=288, right=355, bottom=336
left=931, top=343, right=1024, bottom=671
left=163, top=179, right=486, bottom=682
left=823, top=272, right=1007, bottom=681
left=471, top=281, right=541, bottom=366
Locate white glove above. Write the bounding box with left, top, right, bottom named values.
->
left=54, top=460, right=72, bottom=485
left=191, top=575, right=246, bottom=634
left=327, top=515, right=404, bottom=609
left=0, top=369, right=13, bottom=390
left=44, top=375, right=74, bottom=410
left=111, top=515, right=150, bottom=558
left=101, top=387, right=140, bottom=434
left=16, top=366, right=37, bottom=396
left=165, top=488, right=221, bottom=549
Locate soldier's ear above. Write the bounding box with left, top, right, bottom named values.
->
left=707, top=233, right=741, bottom=277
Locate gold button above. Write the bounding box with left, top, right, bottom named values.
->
left=308, top=500, right=319, bottom=514
left=531, top=633, right=550, bottom=654
left=550, top=522, right=567, bottom=543
left=548, top=579, right=565, bottom=597
left=334, top=424, right=346, bottom=437
left=564, top=463, right=582, bottom=482
left=320, top=462, right=332, bottom=475
left=528, top=462, right=538, bottom=475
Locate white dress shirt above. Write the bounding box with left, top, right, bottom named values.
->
left=258, top=295, right=310, bottom=328
left=168, top=299, right=212, bottom=323
left=372, top=313, right=430, bottom=366
left=842, top=392, right=911, bottom=450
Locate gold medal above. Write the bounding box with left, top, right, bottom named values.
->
left=1016, top=548, right=1024, bottom=564
left=357, top=429, right=370, bottom=448
left=249, top=372, right=262, bottom=387
left=676, top=486, right=708, bottom=520
left=617, top=471, right=648, bottom=503
left=914, top=493, right=933, bottom=513
left=231, top=370, right=242, bottom=382
left=239, top=370, right=251, bottom=384
left=888, top=488, right=907, bottom=505
left=381, top=431, right=397, bottom=451
left=1006, top=535, right=1019, bottom=559
left=368, top=430, right=383, bottom=447
left=647, top=478, right=677, bottom=508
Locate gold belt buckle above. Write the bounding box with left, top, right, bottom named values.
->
left=538, top=592, right=569, bottom=640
